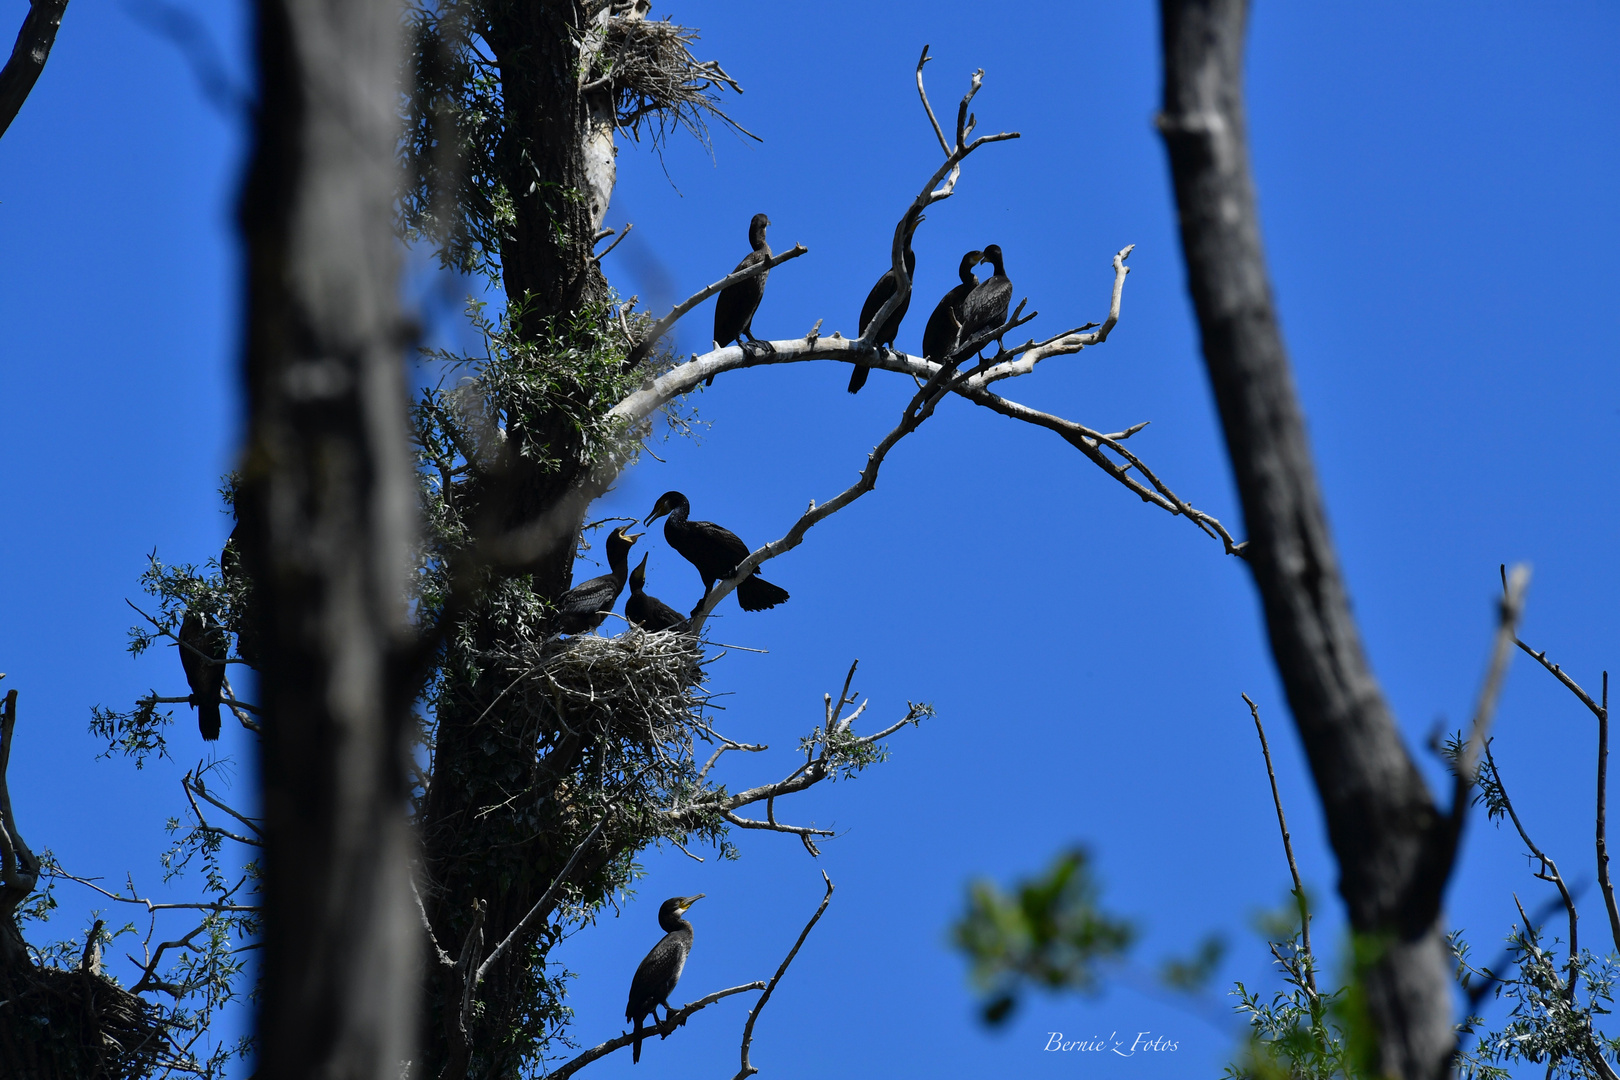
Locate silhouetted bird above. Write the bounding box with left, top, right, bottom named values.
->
left=956, top=243, right=1012, bottom=360
left=626, top=554, right=689, bottom=632
left=643, top=491, right=789, bottom=613
left=179, top=611, right=228, bottom=741
left=552, top=526, right=640, bottom=634
left=921, top=249, right=983, bottom=363
left=848, top=210, right=924, bottom=394
left=708, top=213, right=774, bottom=385
left=626, top=894, right=705, bottom=1064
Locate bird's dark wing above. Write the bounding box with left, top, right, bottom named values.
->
left=179, top=612, right=227, bottom=740
left=628, top=592, right=688, bottom=632
left=922, top=282, right=973, bottom=360
left=554, top=572, right=623, bottom=634
left=670, top=518, right=752, bottom=581
left=958, top=278, right=1012, bottom=345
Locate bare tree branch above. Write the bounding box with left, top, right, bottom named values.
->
left=545, top=982, right=766, bottom=1080
left=1243, top=693, right=1316, bottom=997
left=734, top=870, right=835, bottom=1080
left=0, top=0, right=69, bottom=141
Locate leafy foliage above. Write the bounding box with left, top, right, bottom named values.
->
left=952, top=848, right=1135, bottom=1025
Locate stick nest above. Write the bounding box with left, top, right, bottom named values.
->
left=0, top=963, right=164, bottom=1080
left=590, top=13, right=750, bottom=148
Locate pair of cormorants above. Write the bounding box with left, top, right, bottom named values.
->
left=849, top=241, right=1013, bottom=393
left=707, top=213, right=774, bottom=386
left=625, top=893, right=705, bottom=1064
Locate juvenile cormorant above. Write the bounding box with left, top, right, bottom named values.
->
left=626, top=554, right=689, bottom=632
left=552, top=525, right=641, bottom=634
left=643, top=491, right=789, bottom=613
left=956, top=244, right=1012, bottom=360
left=848, top=211, right=924, bottom=394
left=708, top=213, right=774, bottom=385
left=921, top=249, right=983, bottom=362
left=626, top=893, right=706, bottom=1064
left=179, top=610, right=227, bottom=741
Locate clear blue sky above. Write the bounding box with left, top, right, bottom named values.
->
left=1, top=2, right=1617, bottom=1077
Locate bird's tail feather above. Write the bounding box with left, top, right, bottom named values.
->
left=846, top=363, right=869, bottom=394
left=632, top=1015, right=643, bottom=1064
left=199, top=701, right=221, bottom=741
left=737, top=574, right=789, bottom=611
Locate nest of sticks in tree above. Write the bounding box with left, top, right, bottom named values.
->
left=502, top=626, right=709, bottom=758
left=0, top=962, right=164, bottom=1080
left=592, top=13, right=750, bottom=146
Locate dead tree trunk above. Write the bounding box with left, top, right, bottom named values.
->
left=237, top=0, right=420, bottom=1075
left=1157, top=3, right=1456, bottom=1077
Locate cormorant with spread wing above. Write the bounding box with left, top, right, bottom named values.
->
left=848, top=210, right=924, bottom=394
left=626, top=554, right=688, bottom=632
left=921, top=249, right=983, bottom=362
left=552, top=525, right=640, bottom=634
left=708, top=213, right=774, bottom=385
left=643, top=491, right=789, bottom=612
left=179, top=610, right=228, bottom=741
left=626, top=893, right=706, bottom=1064
left=956, top=243, right=1012, bottom=360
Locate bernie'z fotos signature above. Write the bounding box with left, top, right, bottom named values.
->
left=1044, top=1031, right=1179, bottom=1057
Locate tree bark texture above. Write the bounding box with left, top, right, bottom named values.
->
left=237, top=0, right=420, bottom=1075
left=1157, top=3, right=1455, bottom=1078
left=0, top=0, right=69, bottom=141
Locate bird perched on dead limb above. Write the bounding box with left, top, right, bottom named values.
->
left=708, top=212, right=774, bottom=385
left=552, top=525, right=641, bottom=634
left=957, top=243, right=1012, bottom=360
left=921, top=248, right=983, bottom=362
left=643, top=491, right=789, bottom=612
left=179, top=611, right=228, bottom=741
left=848, top=209, right=924, bottom=394
left=626, top=554, right=688, bottom=632
left=626, top=893, right=705, bottom=1064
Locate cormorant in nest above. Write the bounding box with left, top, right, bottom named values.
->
left=552, top=525, right=640, bottom=634
left=921, top=249, right=984, bottom=363
left=708, top=213, right=774, bottom=385
left=956, top=243, right=1012, bottom=360
left=626, top=554, right=689, bottom=632
left=848, top=210, right=924, bottom=394
left=625, top=893, right=705, bottom=1064
left=643, top=491, right=789, bottom=613
left=179, top=611, right=228, bottom=741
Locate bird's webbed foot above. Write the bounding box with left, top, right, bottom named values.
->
left=741, top=334, right=775, bottom=357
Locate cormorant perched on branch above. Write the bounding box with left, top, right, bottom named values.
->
left=179, top=611, right=227, bottom=741
left=708, top=213, right=773, bottom=386
left=552, top=525, right=640, bottom=634
left=643, top=491, right=789, bottom=612
left=626, top=554, right=688, bottom=632
left=626, top=893, right=706, bottom=1064
left=956, top=243, right=1012, bottom=359
left=848, top=210, right=924, bottom=394
left=921, top=249, right=983, bottom=362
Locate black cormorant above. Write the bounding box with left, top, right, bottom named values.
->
left=848, top=210, right=924, bottom=394
left=179, top=610, right=227, bottom=741
left=626, top=554, right=689, bottom=632
left=956, top=244, right=1012, bottom=360
left=552, top=525, right=640, bottom=634
left=708, top=213, right=774, bottom=385
left=921, top=249, right=983, bottom=362
left=643, top=491, right=789, bottom=613
left=625, top=893, right=706, bottom=1064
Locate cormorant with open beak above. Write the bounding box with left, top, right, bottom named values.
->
left=626, top=554, right=689, bottom=632
left=921, top=249, right=983, bottom=363
left=848, top=210, right=924, bottom=394
left=643, top=491, right=789, bottom=613
left=709, top=213, right=774, bottom=385
left=956, top=244, right=1012, bottom=361
left=626, top=893, right=706, bottom=1064
left=552, top=525, right=641, bottom=635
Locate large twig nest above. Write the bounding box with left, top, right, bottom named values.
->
left=0, top=963, right=164, bottom=1080
left=590, top=14, right=751, bottom=147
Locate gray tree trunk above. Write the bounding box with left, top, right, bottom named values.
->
left=237, top=0, right=420, bottom=1075
left=1157, top=3, right=1456, bottom=1078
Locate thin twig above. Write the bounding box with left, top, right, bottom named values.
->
left=734, top=870, right=835, bottom=1080
left=1242, top=693, right=1315, bottom=997
left=474, top=815, right=607, bottom=986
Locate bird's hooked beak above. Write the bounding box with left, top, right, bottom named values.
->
left=642, top=505, right=667, bottom=526
left=623, top=530, right=643, bottom=544
left=677, top=893, right=706, bottom=913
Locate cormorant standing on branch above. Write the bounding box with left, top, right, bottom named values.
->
left=643, top=491, right=789, bottom=613
left=708, top=213, right=774, bottom=386
left=921, top=249, right=983, bottom=362
left=956, top=244, right=1012, bottom=360
left=552, top=525, right=640, bottom=634
left=848, top=210, right=924, bottom=394
left=179, top=610, right=228, bottom=741
left=626, top=554, right=688, bottom=632
left=626, top=893, right=706, bottom=1064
